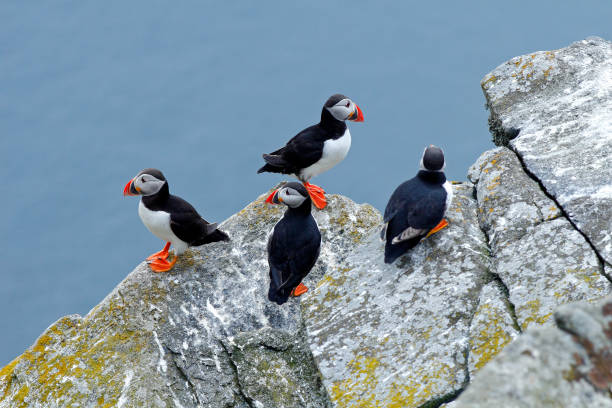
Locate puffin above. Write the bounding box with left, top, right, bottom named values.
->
left=123, top=168, right=229, bottom=272
left=257, top=93, right=364, bottom=209
left=265, top=182, right=321, bottom=305
left=381, top=145, right=453, bottom=264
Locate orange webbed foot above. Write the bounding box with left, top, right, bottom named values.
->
left=290, top=282, right=309, bottom=297
left=146, top=242, right=171, bottom=261
left=303, top=182, right=327, bottom=209
left=426, top=219, right=449, bottom=238
left=148, top=255, right=178, bottom=273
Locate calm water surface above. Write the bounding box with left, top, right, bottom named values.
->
left=1, top=1, right=611, bottom=364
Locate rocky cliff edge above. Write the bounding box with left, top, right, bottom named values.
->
left=1, top=37, right=611, bottom=408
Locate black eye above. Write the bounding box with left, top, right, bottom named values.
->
left=141, top=177, right=146, bottom=183
left=345, top=102, right=350, bottom=108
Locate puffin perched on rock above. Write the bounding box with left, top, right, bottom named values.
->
left=257, top=93, right=364, bottom=209
left=381, top=145, right=453, bottom=264
left=123, top=168, right=229, bottom=272
left=265, top=182, right=321, bottom=305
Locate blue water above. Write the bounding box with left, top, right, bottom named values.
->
left=1, top=1, right=610, bottom=365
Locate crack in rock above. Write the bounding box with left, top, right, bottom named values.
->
left=468, top=147, right=611, bottom=332
left=219, top=341, right=255, bottom=408
left=510, top=144, right=612, bottom=284
left=482, top=36, right=612, bottom=265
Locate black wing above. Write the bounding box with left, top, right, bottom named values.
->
left=382, top=180, right=446, bottom=264
left=384, top=178, right=446, bottom=229
left=384, top=179, right=418, bottom=223
left=167, top=195, right=226, bottom=245
left=258, top=125, right=326, bottom=174
left=267, top=218, right=321, bottom=303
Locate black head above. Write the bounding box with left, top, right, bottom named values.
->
left=420, top=145, right=445, bottom=172
left=123, top=168, right=168, bottom=196
left=136, top=168, right=166, bottom=182
left=324, top=94, right=350, bottom=108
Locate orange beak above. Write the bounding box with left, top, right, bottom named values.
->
left=123, top=179, right=139, bottom=196
left=349, top=104, right=364, bottom=122
left=265, top=189, right=282, bottom=204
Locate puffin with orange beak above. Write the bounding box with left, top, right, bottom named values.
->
left=123, top=168, right=229, bottom=272
left=265, top=182, right=321, bottom=305
left=257, top=93, right=364, bottom=209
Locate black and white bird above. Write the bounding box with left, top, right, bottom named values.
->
left=123, top=168, right=229, bottom=272
left=381, top=145, right=453, bottom=264
left=265, top=182, right=321, bottom=305
left=257, top=93, right=364, bottom=209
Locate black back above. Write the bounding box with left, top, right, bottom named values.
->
left=383, top=171, right=447, bottom=264
left=257, top=95, right=347, bottom=175
left=267, top=194, right=321, bottom=305
left=142, top=182, right=229, bottom=246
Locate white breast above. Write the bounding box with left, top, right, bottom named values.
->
left=442, top=181, right=453, bottom=214
left=138, top=201, right=189, bottom=254
left=299, top=128, right=351, bottom=181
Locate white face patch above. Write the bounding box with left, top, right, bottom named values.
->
left=133, top=174, right=166, bottom=196
left=280, top=187, right=307, bottom=208
left=326, top=98, right=354, bottom=121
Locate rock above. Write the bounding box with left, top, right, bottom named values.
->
left=454, top=295, right=612, bottom=408
left=469, top=147, right=611, bottom=330
left=0, top=192, right=380, bottom=408
left=467, top=280, right=519, bottom=377
left=453, top=37, right=612, bottom=408
left=481, top=36, right=612, bottom=265
left=303, top=183, right=492, bottom=407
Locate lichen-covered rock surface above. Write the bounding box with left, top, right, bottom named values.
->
left=0, top=192, right=381, bottom=408
left=2, top=37, right=612, bottom=408
left=454, top=295, right=612, bottom=408
left=302, top=183, right=492, bottom=407
left=469, top=147, right=611, bottom=331
left=467, top=281, right=519, bottom=377
left=482, top=36, right=612, bottom=265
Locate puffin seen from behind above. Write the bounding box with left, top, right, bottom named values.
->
left=123, top=168, right=229, bottom=272
left=265, top=182, right=321, bottom=305
left=257, top=93, right=364, bottom=210
left=381, top=145, right=453, bottom=264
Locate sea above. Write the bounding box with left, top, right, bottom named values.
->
left=1, top=0, right=610, bottom=365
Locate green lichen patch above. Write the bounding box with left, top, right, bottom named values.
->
left=0, top=273, right=174, bottom=407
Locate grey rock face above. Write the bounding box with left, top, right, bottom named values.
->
left=469, top=147, right=611, bottom=330
left=454, top=295, right=612, bottom=408
left=467, top=280, right=519, bottom=377
left=0, top=192, right=380, bottom=408
left=303, top=183, right=492, bottom=407
left=482, top=36, right=612, bottom=265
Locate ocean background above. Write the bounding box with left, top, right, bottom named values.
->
left=1, top=1, right=611, bottom=365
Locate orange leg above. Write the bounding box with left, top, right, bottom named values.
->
left=146, top=242, right=171, bottom=261
left=425, top=219, right=449, bottom=238
left=290, top=282, right=309, bottom=297
left=303, top=182, right=327, bottom=209
left=148, top=254, right=178, bottom=273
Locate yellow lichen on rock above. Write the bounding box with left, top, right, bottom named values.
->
left=519, top=299, right=553, bottom=330
left=330, top=355, right=382, bottom=407
left=469, top=304, right=514, bottom=371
